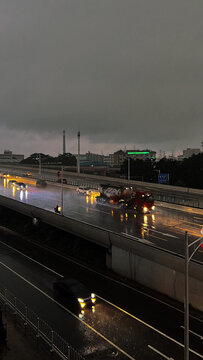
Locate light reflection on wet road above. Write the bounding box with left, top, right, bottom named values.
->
left=1, top=240, right=201, bottom=360
left=0, top=178, right=203, bottom=261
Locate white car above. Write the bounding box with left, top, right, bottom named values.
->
left=76, top=186, right=90, bottom=195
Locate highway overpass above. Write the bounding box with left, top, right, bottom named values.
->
left=1, top=163, right=203, bottom=208
left=0, top=177, right=203, bottom=312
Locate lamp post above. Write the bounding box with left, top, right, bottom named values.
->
left=184, top=231, right=203, bottom=360
left=77, top=131, right=80, bottom=174
left=39, top=153, right=41, bottom=178
left=61, top=166, right=64, bottom=216
left=128, top=157, right=130, bottom=180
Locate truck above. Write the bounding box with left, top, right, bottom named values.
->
left=96, top=184, right=155, bottom=213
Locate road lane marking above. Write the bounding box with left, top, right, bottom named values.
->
left=148, top=345, right=174, bottom=359
left=180, top=326, right=203, bottom=340
left=80, top=206, right=110, bottom=215
left=97, top=295, right=203, bottom=358
left=70, top=210, right=94, bottom=217
left=150, top=234, right=168, bottom=242
left=14, top=236, right=203, bottom=325
left=121, top=232, right=153, bottom=245
left=0, top=260, right=136, bottom=360
left=150, top=229, right=178, bottom=239
left=174, top=226, right=201, bottom=237
left=0, top=240, right=63, bottom=278
left=194, top=217, right=203, bottom=221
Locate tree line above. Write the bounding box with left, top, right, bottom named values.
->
left=21, top=152, right=77, bottom=166
left=121, top=153, right=203, bottom=189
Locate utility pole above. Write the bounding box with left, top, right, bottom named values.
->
left=61, top=166, right=64, bottom=215
left=77, top=131, right=80, bottom=174
left=63, top=130, right=66, bottom=155
left=184, top=231, right=203, bottom=360
left=184, top=231, right=189, bottom=360
left=39, top=153, right=41, bottom=178
left=128, top=157, right=130, bottom=180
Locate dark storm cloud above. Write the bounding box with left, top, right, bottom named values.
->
left=0, top=0, right=203, bottom=148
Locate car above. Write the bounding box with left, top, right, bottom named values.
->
left=53, top=278, right=96, bottom=316
left=25, top=172, right=32, bottom=177
left=76, top=186, right=91, bottom=195
left=14, top=182, right=27, bottom=190
left=8, top=179, right=17, bottom=185
left=36, top=179, right=47, bottom=187
left=86, top=189, right=100, bottom=197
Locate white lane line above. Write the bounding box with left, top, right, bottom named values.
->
left=150, top=229, right=178, bottom=239
left=80, top=206, right=110, bottom=215
left=0, top=240, right=63, bottom=278
left=70, top=210, right=93, bottom=217
left=97, top=294, right=203, bottom=358
left=180, top=326, right=203, bottom=340
left=148, top=345, right=174, bottom=359
left=22, top=238, right=203, bottom=325
left=150, top=234, right=168, bottom=242
left=194, top=217, right=203, bottom=221
left=121, top=232, right=153, bottom=245
left=0, top=260, right=136, bottom=360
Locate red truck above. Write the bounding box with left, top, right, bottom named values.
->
left=96, top=185, right=155, bottom=213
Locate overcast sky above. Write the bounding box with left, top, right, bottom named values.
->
left=0, top=0, right=203, bottom=156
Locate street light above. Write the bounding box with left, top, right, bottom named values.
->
left=184, top=231, right=203, bottom=360
left=128, top=157, right=130, bottom=180
left=38, top=153, right=41, bottom=178
left=61, top=166, right=64, bottom=216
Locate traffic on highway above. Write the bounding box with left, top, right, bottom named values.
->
left=0, top=174, right=203, bottom=261
left=0, top=173, right=203, bottom=359
left=0, top=234, right=203, bottom=360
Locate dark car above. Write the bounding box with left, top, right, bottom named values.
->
left=14, top=182, right=27, bottom=190
left=53, top=278, right=96, bottom=316
left=36, top=179, right=47, bottom=187
left=8, top=179, right=17, bottom=185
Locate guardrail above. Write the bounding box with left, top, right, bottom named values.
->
left=1, top=164, right=203, bottom=208
left=0, top=285, right=85, bottom=360
left=153, top=193, right=202, bottom=209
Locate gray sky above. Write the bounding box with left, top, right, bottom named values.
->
left=0, top=0, right=203, bottom=156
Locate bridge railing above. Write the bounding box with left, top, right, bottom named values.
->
left=1, top=164, right=203, bottom=208
left=154, top=193, right=202, bottom=208
left=0, top=285, right=85, bottom=360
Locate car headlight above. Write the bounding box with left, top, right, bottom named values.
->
left=143, top=207, right=148, bottom=213
left=77, top=298, right=86, bottom=308
left=91, top=293, right=96, bottom=303
left=152, top=205, right=155, bottom=210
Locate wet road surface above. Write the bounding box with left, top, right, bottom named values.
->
left=0, top=178, right=203, bottom=261
left=0, top=239, right=203, bottom=360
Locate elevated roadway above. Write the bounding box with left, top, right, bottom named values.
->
left=0, top=177, right=202, bottom=259
left=0, top=234, right=203, bottom=360
left=0, top=177, right=203, bottom=313
left=1, top=163, right=203, bottom=208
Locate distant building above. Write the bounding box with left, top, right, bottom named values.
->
left=85, top=151, right=104, bottom=163
left=126, top=149, right=156, bottom=161
left=73, top=151, right=105, bottom=166
left=103, top=154, right=114, bottom=166
left=182, top=148, right=201, bottom=159
left=0, top=150, right=24, bottom=163
left=113, top=150, right=126, bottom=166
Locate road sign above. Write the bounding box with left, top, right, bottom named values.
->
left=158, top=173, right=169, bottom=184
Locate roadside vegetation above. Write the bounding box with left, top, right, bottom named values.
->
left=121, top=153, right=203, bottom=189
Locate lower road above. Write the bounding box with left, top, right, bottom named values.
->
left=0, top=177, right=203, bottom=261
left=0, top=235, right=203, bottom=360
